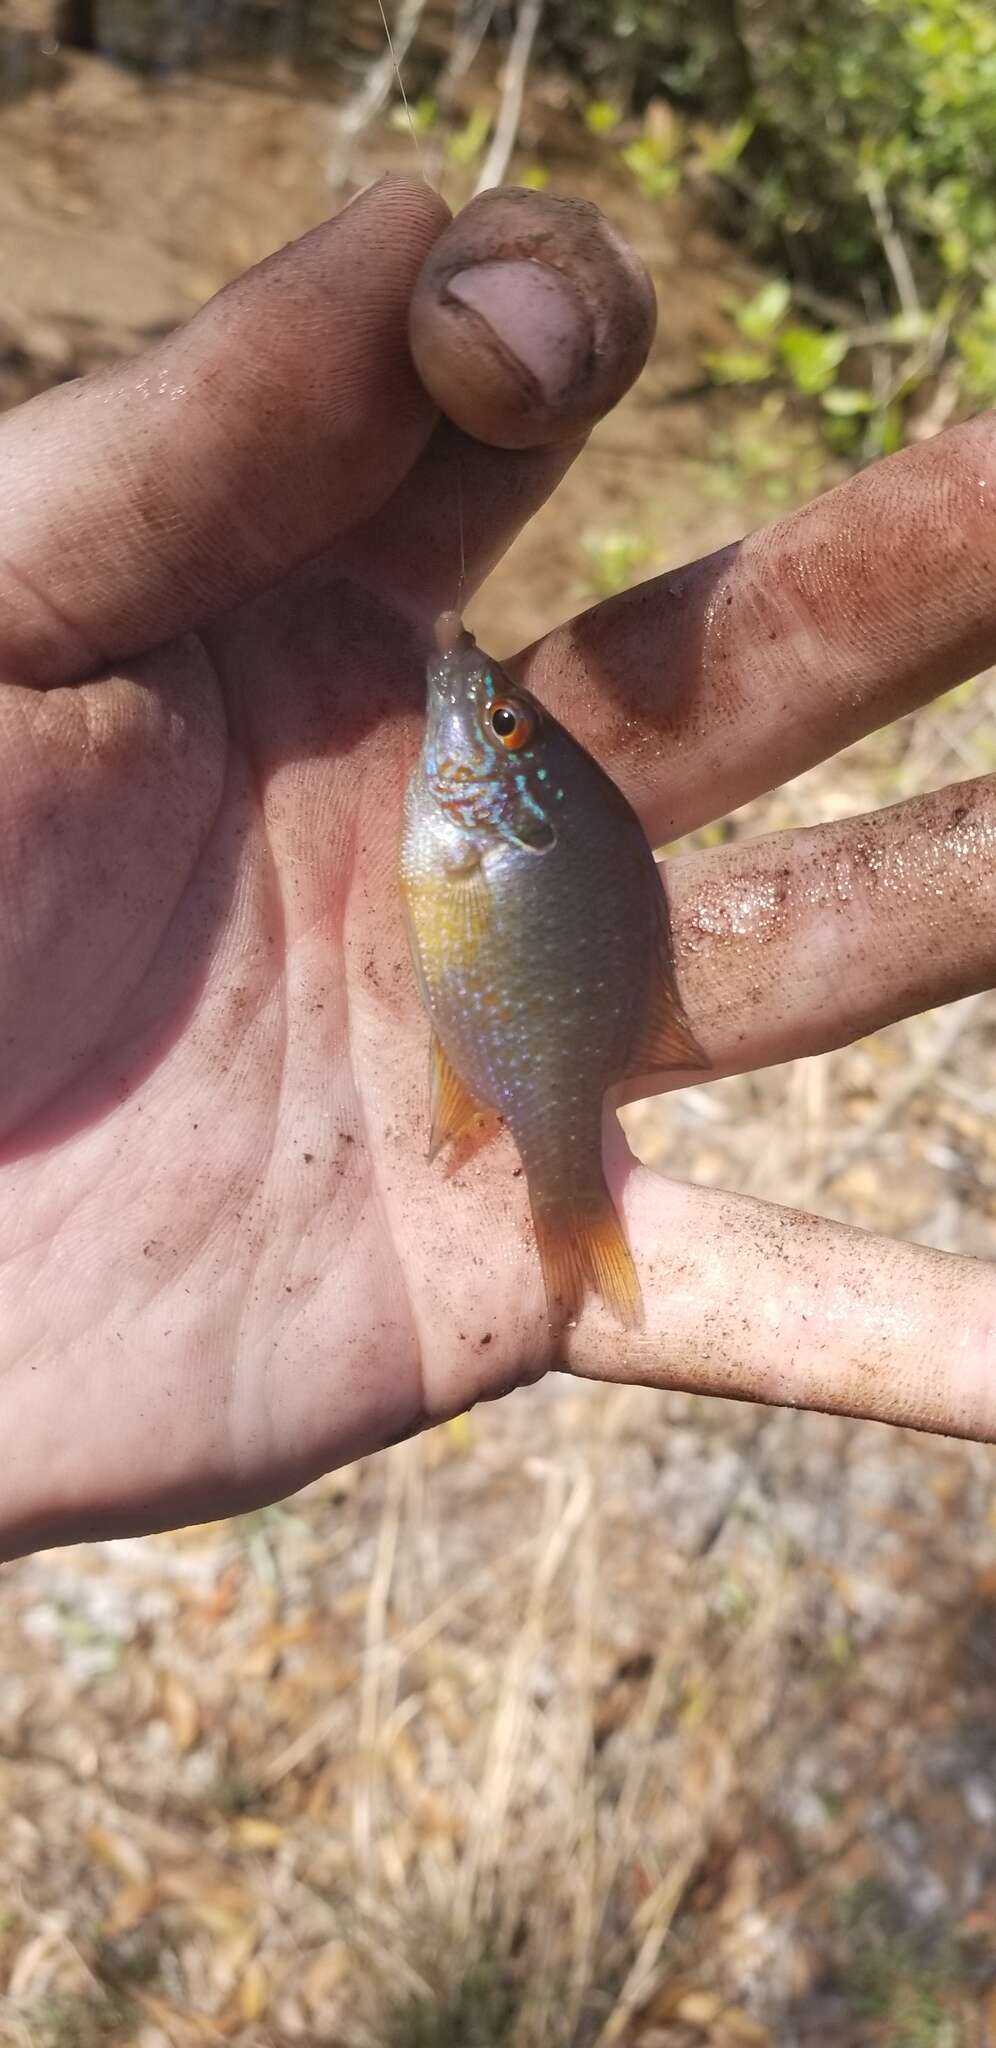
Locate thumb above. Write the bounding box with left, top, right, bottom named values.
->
left=408, top=186, right=657, bottom=450
left=0, top=176, right=447, bottom=686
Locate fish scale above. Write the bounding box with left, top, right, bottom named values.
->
left=401, top=612, right=707, bottom=1328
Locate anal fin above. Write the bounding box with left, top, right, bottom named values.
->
left=429, top=1033, right=486, bottom=1162
left=439, top=1109, right=505, bottom=1179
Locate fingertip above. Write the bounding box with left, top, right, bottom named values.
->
left=408, top=187, right=657, bottom=450
left=338, top=168, right=452, bottom=235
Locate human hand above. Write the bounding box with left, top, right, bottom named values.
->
left=1, top=178, right=994, bottom=1562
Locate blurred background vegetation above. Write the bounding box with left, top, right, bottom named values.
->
left=8, top=0, right=996, bottom=452
left=0, top=4, right=995, bottom=2046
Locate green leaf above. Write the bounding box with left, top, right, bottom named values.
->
left=734, top=279, right=792, bottom=341
left=446, top=106, right=492, bottom=168
left=956, top=280, right=996, bottom=398
left=777, top=325, right=850, bottom=394
left=584, top=99, right=621, bottom=137
left=698, top=113, right=755, bottom=174
left=883, top=309, right=933, bottom=345
left=821, top=412, right=867, bottom=454
left=701, top=347, right=773, bottom=385
left=580, top=529, right=654, bottom=599
left=388, top=94, right=437, bottom=138
left=878, top=404, right=906, bottom=457
left=820, top=385, right=876, bottom=413
left=620, top=138, right=681, bottom=200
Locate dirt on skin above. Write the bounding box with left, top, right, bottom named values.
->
left=1, top=37, right=995, bottom=2048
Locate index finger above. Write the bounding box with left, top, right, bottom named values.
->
left=523, top=413, right=996, bottom=841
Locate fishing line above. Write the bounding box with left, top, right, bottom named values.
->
left=374, top=0, right=468, bottom=627
left=374, top=0, right=425, bottom=178
left=454, top=447, right=466, bottom=616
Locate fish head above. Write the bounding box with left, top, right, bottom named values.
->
left=422, top=614, right=559, bottom=855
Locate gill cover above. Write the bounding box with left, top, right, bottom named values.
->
left=428, top=614, right=557, bottom=855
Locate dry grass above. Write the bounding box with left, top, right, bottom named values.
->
left=4, top=1373, right=996, bottom=2046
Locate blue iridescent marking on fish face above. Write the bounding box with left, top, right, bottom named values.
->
left=423, top=636, right=559, bottom=855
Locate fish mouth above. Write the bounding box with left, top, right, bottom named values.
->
left=425, top=640, right=486, bottom=712
left=433, top=610, right=473, bottom=657
left=427, top=614, right=479, bottom=697
left=426, top=653, right=460, bottom=707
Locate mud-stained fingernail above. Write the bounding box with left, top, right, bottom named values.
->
left=445, top=260, right=590, bottom=405
left=410, top=189, right=656, bottom=447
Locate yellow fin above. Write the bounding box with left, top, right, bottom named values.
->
left=429, top=1034, right=485, bottom=1162
left=626, top=900, right=709, bottom=1077
left=439, top=1109, right=504, bottom=1179
left=531, top=1189, right=643, bottom=1331
left=401, top=868, right=492, bottom=1025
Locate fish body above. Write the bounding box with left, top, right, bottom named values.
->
left=400, top=612, right=705, bottom=1327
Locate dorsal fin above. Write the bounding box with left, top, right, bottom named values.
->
left=625, top=897, right=709, bottom=1077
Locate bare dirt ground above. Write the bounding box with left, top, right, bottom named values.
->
left=0, top=35, right=995, bottom=2048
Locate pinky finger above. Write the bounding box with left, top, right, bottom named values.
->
left=568, top=1155, right=996, bottom=1442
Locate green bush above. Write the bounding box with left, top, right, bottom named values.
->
left=744, top=0, right=996, bottom=285
left=582, top=0, right=996, bottom=447
left=743, top=0, right=996, bottom=437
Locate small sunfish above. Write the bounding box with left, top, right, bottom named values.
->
left=400, top=610, right=706, bottom=1328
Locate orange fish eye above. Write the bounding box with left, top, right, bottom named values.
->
left=487, top=697, right=535, bottom=751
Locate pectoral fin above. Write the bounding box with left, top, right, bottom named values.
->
left=625, top=898, right=709, bottom=1077
left=429, top=1034, right=486, bottom=1161
left=403, top=864, right=491, bottom=990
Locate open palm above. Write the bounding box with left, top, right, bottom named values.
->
left=3, top=179, right=995, bottom=1560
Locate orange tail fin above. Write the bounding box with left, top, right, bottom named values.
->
left=531, top=1187, right=643, bottom=1331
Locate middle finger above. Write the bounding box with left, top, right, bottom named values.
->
left=522, top=412, right=996, bottom=843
